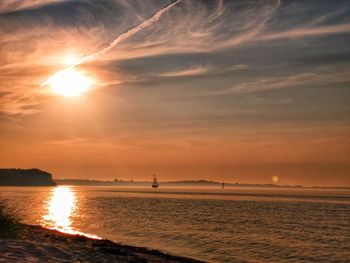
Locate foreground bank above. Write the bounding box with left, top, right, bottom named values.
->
left=0, top=223, right=203, bottom=262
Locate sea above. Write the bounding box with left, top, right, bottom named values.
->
left=0, top=186, right=349, bottom=262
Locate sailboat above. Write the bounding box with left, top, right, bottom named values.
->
left=152, top=174, right=159, bottom=188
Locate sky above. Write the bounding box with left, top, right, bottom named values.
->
left=0, top=0, right=349, bottom=186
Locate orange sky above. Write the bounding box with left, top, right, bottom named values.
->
left=1, top=0, right=350, bottom=186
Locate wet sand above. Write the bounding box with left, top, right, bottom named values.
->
left=0, top=224, right=203, bottom=262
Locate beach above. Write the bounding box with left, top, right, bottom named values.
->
left=0, top=223, right=203, bottom=263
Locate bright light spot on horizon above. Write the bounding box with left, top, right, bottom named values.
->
left=272, top=176, right=279, bottom=184
left=48, top=68, right=94, bottom=97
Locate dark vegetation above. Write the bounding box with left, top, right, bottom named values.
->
left=0, top=202, right=22, bottom=238
left=0, top=168, right=56, bottom=186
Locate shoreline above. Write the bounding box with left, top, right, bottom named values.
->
left=0, top=223, right=204, bottom=262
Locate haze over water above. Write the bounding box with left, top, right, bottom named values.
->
left=1, top=186, right=349, bottom=262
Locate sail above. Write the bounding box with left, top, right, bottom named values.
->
left=152, top=174, right=159, bottom=188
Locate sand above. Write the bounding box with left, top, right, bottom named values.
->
left=0, top=224, right=203, bottom=262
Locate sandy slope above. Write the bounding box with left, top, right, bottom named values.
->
left=0, top=225, right=203, bottom=262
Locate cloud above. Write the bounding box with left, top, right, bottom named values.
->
left=1, top=0, right=350, bottom=116
left=106, top=0, right=281, bottom=59
left=0, top=0, right=68, bottom=14
left=158, top=65, right=211, bottom=77
left=256, top=23, right=350, bottom=41
left=231, top=69, right=350, bottom=94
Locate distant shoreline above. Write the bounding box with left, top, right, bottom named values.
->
left=54, top=179, right=350, bottom=190
left=0, top=168, right=348, bottom=189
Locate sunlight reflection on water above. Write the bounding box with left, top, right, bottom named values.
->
left=41, top=186, right=100, bottom=239
left=1, top=186, right=349, bottom=262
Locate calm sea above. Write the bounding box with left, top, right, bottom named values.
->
left=1, top=186, right=349, bottom=262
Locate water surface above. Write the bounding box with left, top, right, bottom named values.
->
left=1, top=186, right=349, bottom=262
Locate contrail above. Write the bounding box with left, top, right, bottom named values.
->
left=72, top=0, right=181, bottom=67
left=41, top=0, right=181, bottom=87
left=9, top=0, right=180, bottom=108
left=11, top=0, right=180, bottom=106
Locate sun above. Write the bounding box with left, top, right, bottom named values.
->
left=48, top=68, right=94, bottom=97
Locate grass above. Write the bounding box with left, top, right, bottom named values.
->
left=0, top=201, right=22, bottom=238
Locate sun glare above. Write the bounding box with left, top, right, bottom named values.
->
left=48, top=68, right=94, bottom=97
left=42, top=186, right=101, bottom=239
left=42, top=186, right=75, bottom=232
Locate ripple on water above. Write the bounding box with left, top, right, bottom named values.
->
left=1, top=187, right=349, bottom=262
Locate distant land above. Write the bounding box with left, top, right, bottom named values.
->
left=0, top=168, right=56, bottom=186
left=55, top=179, right=300, bottom=188
left=54, top=179, right=349, bottom=189
left=0, top=169, right=348, bottom=189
